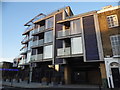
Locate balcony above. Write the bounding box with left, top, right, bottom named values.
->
left=30, top=54, right=43, bottom=62
left=31, top=39, right=44, bottom=48
left=32, top=26, right=45, bottom=35
left=20, top=47, right=27, bottom=55
left=19, top=58, right=27, bottom=65
left=57, top=29, right=70, bottom=38
left=57, top=47, right=71, bottom=57
left=23, top=25, right=34, bottom=35
left=21, top=36, right=29, bottom=44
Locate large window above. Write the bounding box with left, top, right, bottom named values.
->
left=110, top=35, right=120, bottom=57
left=45, top=17, right=54, bottom=29
left=43, top=45, right=53, bottom=59
left=32, top=49, right=37, bottom=55
left=107, top=15, right=119, bottom=28
left=44, top=31, right=53, bottom=43
left=71, top=37, right=83, bottom=54
left=71, top=19, right=81, bottom=35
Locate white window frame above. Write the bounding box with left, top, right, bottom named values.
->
left=110, top=35, right=120, bottom=57
left=107, top=15, right=119, bottom=28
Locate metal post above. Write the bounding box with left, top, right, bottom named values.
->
left=29, top=63, right=33, bottom=83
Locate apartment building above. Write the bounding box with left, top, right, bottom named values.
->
left=16, top=5, right=120, bottom=88
left=97, top=5, right=120, bottom=88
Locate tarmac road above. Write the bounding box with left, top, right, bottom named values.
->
left=2, top=85, right=120, bottom=90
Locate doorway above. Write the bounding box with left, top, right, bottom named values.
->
left=111, top=68, right=120, bottom=88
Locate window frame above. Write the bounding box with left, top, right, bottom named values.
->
left=110, top=35, right=120, bottom=57
left=107, top=14, right=119, bottom=28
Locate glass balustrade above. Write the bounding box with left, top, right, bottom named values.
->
left=57, top=29, right=70, bottom=38
left=32, top=39, right=43, bottom=47
left=31, top=54, right=43, bottom=61
left=32, top=26, right=45, bottom=34
left=37, top=54, right=43, bottom=60
left=22, top=36, right=29, bottom=43
left=31, top=55, right=37, bottom=61
left=20, top=47, right=27, bottom=54
left=57, top=47, right=71, bottom=56
left=38, top=39, right=44, bottom=46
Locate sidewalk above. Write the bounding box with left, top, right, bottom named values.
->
left=2, top=81, right=100, bottom=88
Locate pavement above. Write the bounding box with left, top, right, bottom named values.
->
left=2, top=81, right=120, bottom=90
left=1, top=80, right=101, bottom=89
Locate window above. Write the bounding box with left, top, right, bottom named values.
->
left=45, top=17, right=54, bottom=29
left=107, top=15, right=119, bottom=28
left=110, top=35, right=120, bottom=57
left=71, top=37, right=83, bottom=54
left=71, top=19, right=81, bottom=35
left=37, top=47, right=43, bottom=54
left=32, top=49, right=37, bottom=55
left=43, top=45, right=53, bottom=59
left=33, top=36, right=38, bottom=41
left=44, top=31, right=53, bottom=43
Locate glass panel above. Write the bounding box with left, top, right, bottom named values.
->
left=71, top=19, right=81, bottom=35
left=44, top=31, right=53, bottom=43
left=27, top=52, right=31, bottom=63
left=43, top=45, right=53, bottom=59
left=31, top=55, right=37, bottom=61
left=57, top=29, right=70, bottom=37
left=37, top=54, right=43, bottom=60
left=45, top=17, right=54, bottom=29
left=71, top=37, right=83, bottom=54
left=57, top=47, right=70, bottom=56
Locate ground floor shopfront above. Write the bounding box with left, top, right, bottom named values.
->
left=18, top=57, right=108, bottom=87
left=30, top=57, right=107, bottom=87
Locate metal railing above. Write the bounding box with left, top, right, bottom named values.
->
left=57, top=29, right=70, bottom=38
left=57, top=47, right=71, bottom=56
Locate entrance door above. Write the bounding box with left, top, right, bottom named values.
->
left=111, top=68, right=120, bottom=88
left=72, top=71, right=87, bottom=84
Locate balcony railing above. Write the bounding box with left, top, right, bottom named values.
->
left=31, top=54, right=43, bottom=61
left=32, top=39, right=44, bottom=47
left=57, top=29, right=70, bottom=38
left=37, top=54, right=43, bottom=60
left=57, top=47, right=71, bottom=56
left=23, top=25, right=34, bottom=34
left=21, top=36, right=29, bottom=44
left=20, top=47, right=27, bottom=55
left=33, top=26, right=45, bottom=35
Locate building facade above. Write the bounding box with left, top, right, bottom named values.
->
left=97, top=5, right=120, bottom=88
left=16, top=5, right=120, bottom=88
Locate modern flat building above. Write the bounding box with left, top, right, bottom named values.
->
left=16, top=5, right=120, bottom=88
